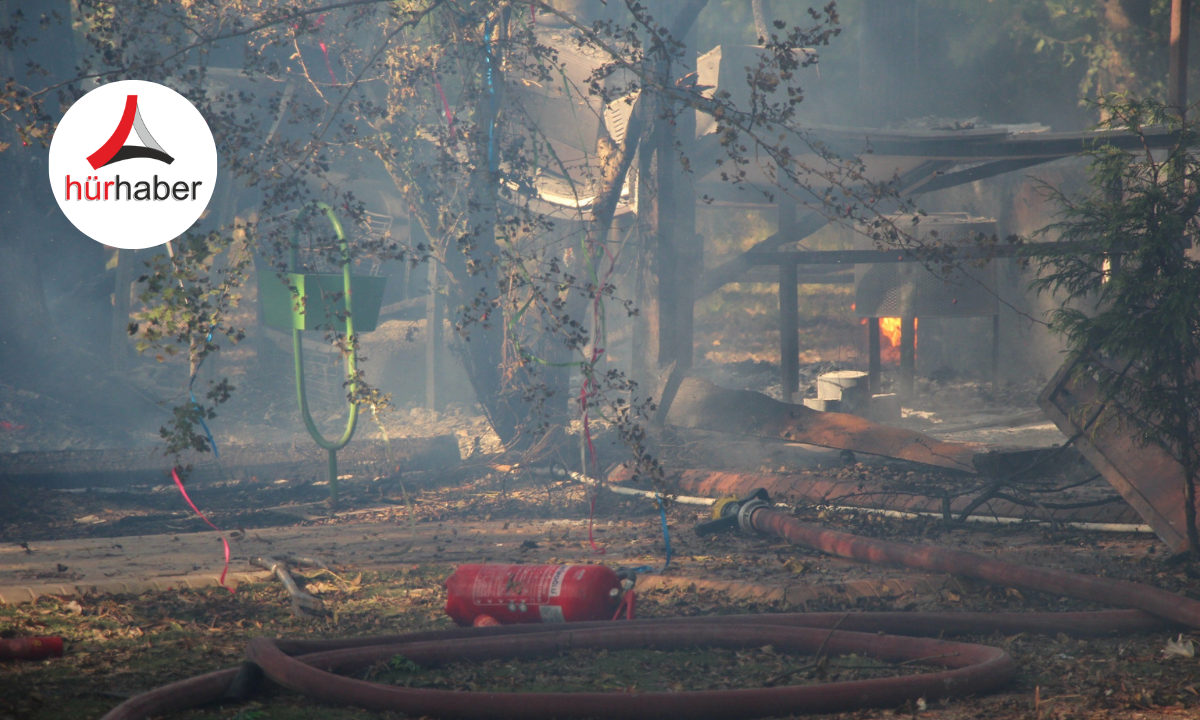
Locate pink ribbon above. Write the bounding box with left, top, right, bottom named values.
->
left=172, top=468, right=235, bottom=594
left=435, top=79, right=456, bottom=139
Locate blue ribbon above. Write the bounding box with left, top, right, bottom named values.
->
left=632, top=496, right=672, bottom=574
left=188, top=330, right=219, bottom=459
left=484, top=19, right=498, bottom=174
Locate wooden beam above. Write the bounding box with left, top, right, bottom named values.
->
left=779, top=262, right=799, bottom=403
left=899, top=316, right=915, bottom=398
left=689, top=127, right=1179, bottom=173
left=868, top=318, right=881, bottom=393
left=1170, top=0, right=1191, bottom=118
left=777, top=195, right=799, bottom=401
left=740, top=266, right=853, bottom=284
left=694, top=161, right=954, bottom=298
left=915, top=156, right=1061, bottom=195
left=745, top=242, right=1071, bottom=266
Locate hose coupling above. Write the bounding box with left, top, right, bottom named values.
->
left=693, top=488, right=771, bottom=536
left=737, top=498, right=770, bottom=534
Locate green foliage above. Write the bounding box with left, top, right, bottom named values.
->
left=0, top=1, right=948, bottom=486
left=388, top=654, right=422, bottom=673
left=132, top=229, right=251, bottom=460
left=0, top=1, right=881, bottom=466
left=1031, top=95, right=1200, bottom=552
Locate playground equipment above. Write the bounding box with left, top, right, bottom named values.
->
left=258, top=203, right=387, bottom=505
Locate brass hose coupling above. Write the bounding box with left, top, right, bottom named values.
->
left=693, top=488, right=771, bottom=536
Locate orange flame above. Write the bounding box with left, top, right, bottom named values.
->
left=879, top=317, right=904, bottom=348
left=860, top=317, right=917, bottom=365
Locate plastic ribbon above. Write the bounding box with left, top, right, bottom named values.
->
left=188, top=331, right=219, bottom=459
left=318, top=40, right=338, bottom=85
left=171, top=468, right=234, bottom=594
left=483, top=19, right=498, bottom=173
left=435, top=78, right=456, bottom=139
left=611, top=590, right=636, bottom=620
left=586, top=492, right=607, bottom=555
left=630, top=497, right=673, bottom=574
left=312, top=13, right=337, bottom=85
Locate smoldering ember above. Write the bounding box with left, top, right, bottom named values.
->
left=8, top=1, right=1200, bottom=719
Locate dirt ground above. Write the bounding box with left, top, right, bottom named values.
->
left=3, top=459, right=1200, bottom=720
left=0, top=298, right=1182, bottom=720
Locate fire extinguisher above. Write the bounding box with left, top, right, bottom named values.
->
left=0, top=636, right=64, bottom=662
left=444, top=564, right=635, bottom=627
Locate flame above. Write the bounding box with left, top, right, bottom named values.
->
left=859, top=317, right=917, bottom=364
left=879, top=317, right=905, bottom=348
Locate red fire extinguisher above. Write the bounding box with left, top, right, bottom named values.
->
left=444, top=564, right=634, bottom=627
left=0, top=636, right=64, bottom=662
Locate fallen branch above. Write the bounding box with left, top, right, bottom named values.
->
left=956, top=433, right=1083, bottom=525
left=251, top=557, right=326, bottom=617
left=272, top=555, right=329, bottom=571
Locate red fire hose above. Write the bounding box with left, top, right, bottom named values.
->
left=748, top=505, right=1200, bottom=628
left=0, top=636, right=63, bottom=661
left=101, top=498, right=1197, bottom=720
left=248, top=624, right=1015, bottom=720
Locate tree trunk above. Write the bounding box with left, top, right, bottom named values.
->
left=437, top=19, right=528, bottom=448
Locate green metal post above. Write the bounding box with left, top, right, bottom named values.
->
left=290, top=203, right=359, bottom=506
left=327, top=448, right=339, bottom=504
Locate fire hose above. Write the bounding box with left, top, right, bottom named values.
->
left=103, top=489, right=1192, bottom=720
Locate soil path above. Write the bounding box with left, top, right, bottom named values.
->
left=0, top=502, right=1161, bottom=610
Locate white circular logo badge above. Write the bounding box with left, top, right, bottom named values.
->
left=48, top=80, right=218, bottom=250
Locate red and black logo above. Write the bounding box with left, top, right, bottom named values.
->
left=87, top=95, right=174, bottom=169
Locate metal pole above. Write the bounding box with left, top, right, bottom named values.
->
left=289, top=204, right=360, bottom=507
left=327, top=448, right=338, bottom=506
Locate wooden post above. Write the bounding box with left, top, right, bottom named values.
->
left=109, top=248, right=133, bottom=370
left=899, top=316, right=916, bottom=397
left=425, top=261, right=442, bottom=411
left=1170, top=0, right=1191, bottom=119
left=777, top=195, right=799, bottom=401
left=779, top=262, right=799, bottom=402
left=868, top=317, right=881, bottom=393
